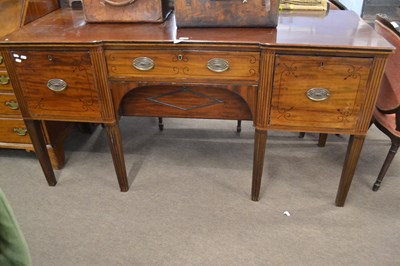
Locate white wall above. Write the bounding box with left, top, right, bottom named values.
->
left=338, top=0, right=364, bottom=16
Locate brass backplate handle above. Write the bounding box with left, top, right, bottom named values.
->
left=207, top=58, right=230, bottom=73
left=132, top=57, right=155, bottom=71
left=0, top=55, right=3, bottom=64
left=4, top=100, right=19, bottom=110
left=0, top=75, right=10, bottom=85
left=104, top=0, right=136, bottom=7
left=13, top=127, right=28, bottom=136
left=47, top=79, right=68, bottom=92
left=306, top=88, right=331, bottom=102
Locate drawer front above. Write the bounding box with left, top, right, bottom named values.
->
left=12, top=50, right=101, bottom=120
left=0, top=93, right=21, bottom=116
left=0, top=118, right=31, bottom=144
left=0, top=53, right=5, bottom=68
left=106, top=50, right=259, bottom=83
left=269, top=55, right=373, bottom=130
left=0, top=71, right=12, bottom=92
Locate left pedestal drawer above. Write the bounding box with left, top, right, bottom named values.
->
left=11, top=50, right=101, bottom=121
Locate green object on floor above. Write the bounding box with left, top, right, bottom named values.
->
left=0, top=188, right=32, bottom=266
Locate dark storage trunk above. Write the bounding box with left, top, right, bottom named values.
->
left=175, top=0, right=280, bottom=28
left=82, top=0, right=172, bottom=23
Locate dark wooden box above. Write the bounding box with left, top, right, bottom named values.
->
left=82, top=0, right=172, bottom=23
left=175, top=0, right=280, bottom=27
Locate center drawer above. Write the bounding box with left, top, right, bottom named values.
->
left=105, top=50, right=259, bottom=83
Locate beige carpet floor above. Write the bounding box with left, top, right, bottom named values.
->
left=0, top=117, right=399, bottom=266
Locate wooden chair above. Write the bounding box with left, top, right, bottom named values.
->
left=370, top=15, right=400, bottom=191
left=328, top=0, right=347, bottom=10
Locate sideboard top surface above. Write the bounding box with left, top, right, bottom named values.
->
left=0, top=8, right=393, bottom=52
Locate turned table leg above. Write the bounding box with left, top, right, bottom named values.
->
left=158, top=117, right=164, bottom=131
left=104, top=123, right=129, bottom=192
left=373, top=143, right=399, bottom=191
left=236, top=120, right=242, bottom=133
left=251, top=129, right=268, bottom=201
left=318, top=133, right=328, bottom=147
left=335, top=135, right=365, bottom=207
left=24, top=120, right=57, bottom=186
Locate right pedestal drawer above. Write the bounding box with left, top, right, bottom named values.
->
left=269, top=55, right=373, bottom=130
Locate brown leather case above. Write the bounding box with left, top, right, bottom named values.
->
left=175, top=0, right=280, bottom=28
left=81, top=0, right=172, bottom=23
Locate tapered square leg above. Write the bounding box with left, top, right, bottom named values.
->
left=335, top=135, right=365, bottom=207
left=24, top=120, right=57, bottom=186
left=104, top=123, right=129, bottom=192
left=251, top=129, right=268, bottom=201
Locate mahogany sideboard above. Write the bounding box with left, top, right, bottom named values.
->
left=0, top=8, right=393, bottom=206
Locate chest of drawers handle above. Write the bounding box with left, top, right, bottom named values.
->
left=132, top=57, right=155, bottom=71
left=47, top=79, right=68, bottom=92
left=0, top=56, right=3, bottom=64
left=207, top=58, right=230, bottom=73
left=13, top=127, right=28, bottom=136
left=0, top=75, right=10, bottom=85
left=306, top=88, right=330, bottom=102
left=4, top=100, right=19, bottom=110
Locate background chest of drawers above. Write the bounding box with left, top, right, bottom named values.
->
left=0, top=53, right=30, bottom=145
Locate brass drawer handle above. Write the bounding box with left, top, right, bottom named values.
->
left=104, top=0, right=136, bottom=6
left=132, top=57, right=155, bottom=71
left=306, top=88, right=331, bottom=102
left=47, top=79, right=68, bottom=92
left=4, top=100, right=19, bottom=110
left=207, top=58, right=230, bottom=73
left=0, top=55, right=3, bottom=64
left=13, top=127, right=28, bottom=136
left=0, top=75, right=10, bottom=85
